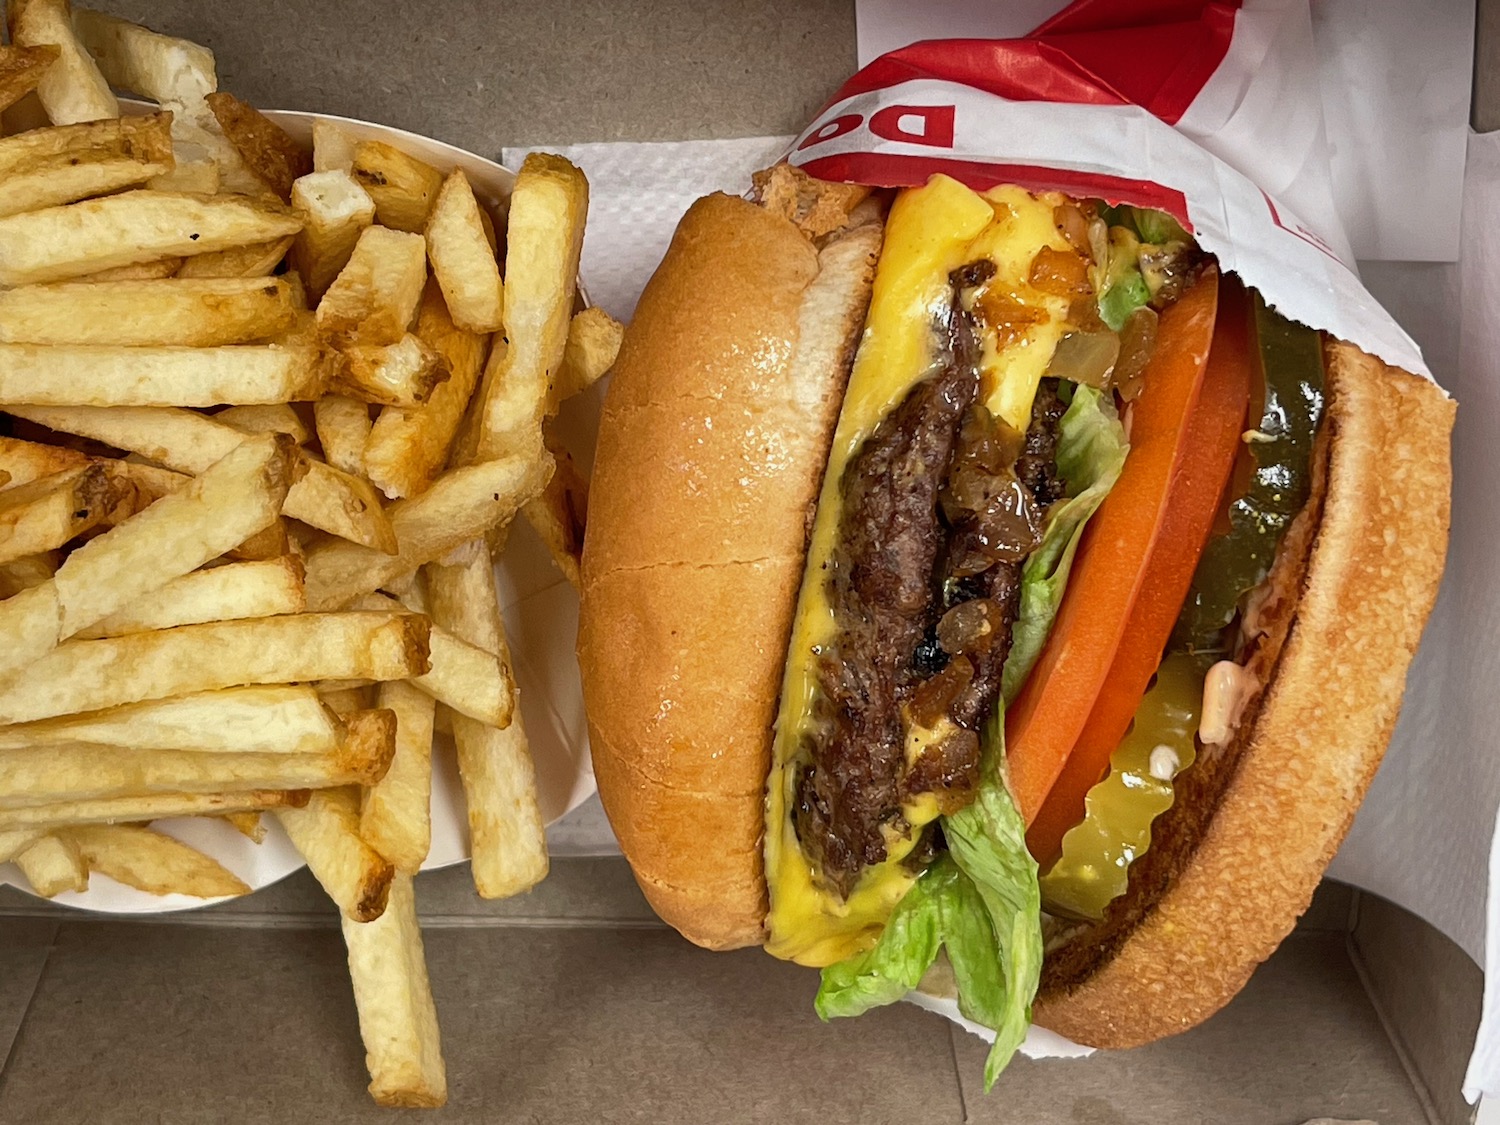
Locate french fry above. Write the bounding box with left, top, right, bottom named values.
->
left=475, top=154, right=588, bottom=463
left=62, top=825, right=248, bottom=898
left=8, top=405, right=393, bottom=552
left=0, top=789, right=304, bottom=833
left=221, top=810, right=265, bottom=843
left=365, top=281, right=488, bottom=499
left=0, top=44, right=58, bottom=116
left=351, top=140, right=444, bottom=234
left=341, top=871, right=447, bottom=1107
left=175, top=236, right=295, bottom=279
left=310, top=397, right=372, bottom=481
left=335, top=334, right=449, bottom=407
left=425, top=539, right=547, bottom=896
left=0, top=611, right=430, bottom=725
left=291, top=170, right=376, bottom=300
left=148, top=157, right=219, bottom=195
left=312, top=118, right=359, bottom=174
left=319, top=685, right=374, bottom=717
left=0, top=341, right=327, bottom=406
left=0, top=111, right=174, bottom=219
left=304, top=454, right=549, bottom=611
left=0, top=464, right=136, bottom=564
left=521, top=430, right=588, bottom=588
left=0, top=550, right=58, bottom=598
left=70, top=8, right=216, bottom=108
left=276, top=786, right=392, bottom=921
left=315, top=225, right=427, bottom=346
left=13, top=833, right=88, bottom=896
left=0, top=828, right=40, bottom=864
left=6, top=0, right=117, bottom=125
left=205, top=92, right=311, bottom=201
left=354, top=592, right=514, bottom=727
left=73, top=257, right=184, bottom=283
left=0, top=190, right=302, bottom=286
left=0, top=711, right=395, bottom=807
left=549, top=306, right=624, bottom=409
left=215, top=403, right=311, bottom=443
left=425, top=169, right=503, bottom=333
left=0, top=685, right=339, bottom=755
left=75, top=556, right=305, bottom=638
left=359, top=681, right=434, bottom=874
left=227, top=516, right=291, bottom=562
left=0, top=277, right=301, bottom=347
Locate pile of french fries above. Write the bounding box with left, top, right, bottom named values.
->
left=0, top=1, right=621, bottom=1109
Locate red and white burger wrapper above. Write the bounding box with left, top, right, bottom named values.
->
left=787, top=1, right=1432, bottom=382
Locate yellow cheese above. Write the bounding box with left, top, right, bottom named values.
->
left=763, top=176, right=1081, bottom=967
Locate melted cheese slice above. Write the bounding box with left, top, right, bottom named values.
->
left=764, top=177, right=1079, bottom=967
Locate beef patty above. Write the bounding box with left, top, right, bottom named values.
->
left=793, top=265, right=1068, bottom=897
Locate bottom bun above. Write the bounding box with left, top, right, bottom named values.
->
left=1033, top=344, right=1454, bottom=1047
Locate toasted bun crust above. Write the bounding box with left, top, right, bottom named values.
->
left=579, top=188, right=1455, bottom=1042
left=578, top=194, right=882, bottom=949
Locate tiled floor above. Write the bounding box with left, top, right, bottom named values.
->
left=0, top=864, right=1437, bottom=1124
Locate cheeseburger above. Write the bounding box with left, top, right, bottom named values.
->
left=577, top=165, right=1453, bottom=1080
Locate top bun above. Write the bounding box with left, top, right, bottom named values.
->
left=578, top=193, right=882, bottom=948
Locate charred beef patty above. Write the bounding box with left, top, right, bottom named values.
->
left=794, top=264, right=1067, bottom=897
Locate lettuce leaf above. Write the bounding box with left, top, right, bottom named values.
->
left=1000, top=384, right=1129, bottom=705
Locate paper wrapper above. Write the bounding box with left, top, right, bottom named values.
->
left=0, top=109, right=598, bottom=913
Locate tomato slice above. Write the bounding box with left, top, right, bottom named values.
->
left=1004, top=268, right=1235, bottom=834
left=1024, top=275, right=1253, bottom=864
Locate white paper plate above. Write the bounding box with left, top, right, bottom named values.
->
left=0, top=108, right=599, bottom=912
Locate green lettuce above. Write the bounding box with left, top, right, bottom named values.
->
left=1000, top=384, right=1129, bottom=704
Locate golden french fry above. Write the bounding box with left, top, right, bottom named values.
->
left=9, top=404, right=392, bottom=552
left=0, top=611, right=429, bottom=725
left=425, top=169, right=503, bottom=333
left=227, top=516, right=292, bottom=562
left=0, top=790, right=304, bottom=833
left=0, top=550, right=58, bottom=598
left=7, top=0, right=117, bottom=125
left=304, top=454, right=549, bottom=611
left=319, top=685, right=374, bottom=717
left=0, top=342, right=327, bottom=406
left=351, top=141, right=444, bottom=234
left=549, top=306, right=624, bottom=409
left=12, top=833, right=88, bottom=896
left=215, top=403, right=311, bottom=443
left=316, top=225, right=427, bottom=346
left=312, top=119, right=359, bottom=174
left=70, top=8, right=216, bottom=108
left=335, top=334, right=448, bottom=407
left=0, top=112, right=174, bottom=219
left=291, top=170, right=376, bottom=300
left=425, top=539, right=547, bottom=897
left=62, top=824, right=248, bottom=898
left=221, top=810, right=266, bottom=843
left=475, top=154, right=588, bottom=463
left=76, top=556, right=305, bottom=638
left=0, top=464, right=136, bottom=564
left=0, top=44, right=59, bottom=116
left=0, top=190, right=302, bottom=287
left=521, top=430, right=588, bottom=589
left=0, top=828, right=41, bottom=864
left=205, top=91, right=310, bottom=201
left=359, top=681, right=434, bottom=874
left=314, top=395, right=374, bottom=478
left=175, top=236, right=294, bottom=279
left=365, top=281, right=488, bottom=499
left=354, top=592, right=513, bottom=727
left=0, top=710, right=395, bottom=807
left=341, top=871, right=447, bottom=1107
left=147, top=157, right=219, bottom=195
left=277, top=786, right=392, bottom=921
left=0, top=277, right=300, bottom=346
left=72, top=257, right=184, bottom=282
left=0, top=685, right=339, bottom=754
